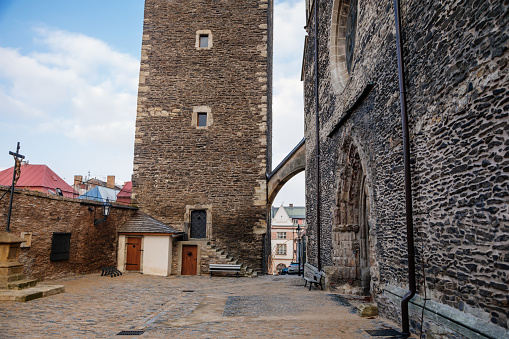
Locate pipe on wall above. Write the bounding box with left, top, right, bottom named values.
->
left=314, top=0, right=321, bottom=271
left=393, top=0, right=416, bottom=336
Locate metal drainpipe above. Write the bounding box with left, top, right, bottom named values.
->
left=314, top=0, right=322, bottom=271
left=393, top=0, right=416, bottom=336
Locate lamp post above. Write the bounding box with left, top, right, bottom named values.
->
left=94, top=198, right=112, bottom=226
left=297, top=223, right=301, bottom=276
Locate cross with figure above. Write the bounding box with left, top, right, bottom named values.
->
left=5, top=142, right=25, bottom=232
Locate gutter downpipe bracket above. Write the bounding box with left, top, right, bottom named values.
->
left=394, top=0, right=416, bottom=337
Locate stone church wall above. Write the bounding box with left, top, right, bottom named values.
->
left=0, top=186, right=137, bottom=281
left=132, top=0, right=272, bottom=272
left=304, top=0, right=508, bottom=335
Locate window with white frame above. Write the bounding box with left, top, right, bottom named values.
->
left=192, top=106, right=212, bottom=128
left=277, top=244, right=287, bottom=255
left=277, top=232, right=286, bottom=239
left=196, top=30, right=213, bottom=50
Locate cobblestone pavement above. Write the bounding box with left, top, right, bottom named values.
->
left=0, top=273, right=409, bottom=338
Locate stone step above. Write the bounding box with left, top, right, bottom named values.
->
left=207, top=240, right=257, bottom=279
left=0, top=284, right=65, bottom=302
left=7, top=279, right=38, bottom=290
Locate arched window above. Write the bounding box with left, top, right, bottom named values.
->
left=330, top=0, right=359, bottom=94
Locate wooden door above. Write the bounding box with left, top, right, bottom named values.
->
left=126, top=237, right=142, bottom=271
left=181, top=245, right=198, bottom=275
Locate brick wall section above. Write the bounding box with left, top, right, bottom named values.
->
left=0, top=186, right=137, bottom=281
left=133, top=0, right=272, bottom=272
left=304, top=0, right=508, bottom=332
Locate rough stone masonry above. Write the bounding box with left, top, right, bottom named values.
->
left=303, top=0, right=508, bottom=337
left=132, top=0, right=273, bottom=272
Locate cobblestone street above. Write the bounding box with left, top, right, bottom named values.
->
left=0, top=273, right=406, bottom=338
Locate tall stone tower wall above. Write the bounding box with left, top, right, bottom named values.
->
left=133, top=0, right=272, bottom=271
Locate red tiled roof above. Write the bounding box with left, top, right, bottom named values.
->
left=116, top=181, right=132, bottom=205
left=117, top=181, right=132, bottom=198
left=0, top=164, right=76, bottom=198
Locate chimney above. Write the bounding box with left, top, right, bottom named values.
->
left=74, top=175, right=83, bottom=187
left=289, top=203, right=293, bottom=208
left=107, top=175, right=115, bottom=189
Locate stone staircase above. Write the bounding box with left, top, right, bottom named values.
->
left=204, top=241, right=259, bottom=277
left=0, top=232, right=64, bottom=302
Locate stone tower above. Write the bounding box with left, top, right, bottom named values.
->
left=133, top=0, right=272, bottom=272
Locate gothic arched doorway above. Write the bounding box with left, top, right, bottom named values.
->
left=332, top=136, right=371, bottom=296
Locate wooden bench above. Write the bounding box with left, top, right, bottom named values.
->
left=303, top=263, right=325, bottom=290
left=209, top=264, right=242, bottom=277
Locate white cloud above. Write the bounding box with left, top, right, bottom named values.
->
left=0, top=27, right=139, bottom=148
left=0, top=27, right=139, bottom=184
left=271, top=0, right=307, bottom=206
left=272, top=0, right=306, bottom=165
left=274, top=0, right=306, bottom=74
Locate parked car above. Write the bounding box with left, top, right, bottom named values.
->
left=287, top=262, right=302, bottom=274
left=280, top=267, right=288, bottom=275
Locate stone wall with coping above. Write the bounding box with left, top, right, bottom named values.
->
left=303, top=0, right=508, bottom=335
left=0, top=186, right=137, bottom=281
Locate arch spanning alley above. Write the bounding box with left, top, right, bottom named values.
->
left=267, top=138, right=306, bottom=205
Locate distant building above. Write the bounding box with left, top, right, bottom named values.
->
left=78, top=186, right=120, bottom=203
left=73, top=175, right=121, bottom=196
left=116, top=181, right=132, bottom=205
left=270, top=204, right=306, bottom=274
left=0, top=164, right=76, bottom=198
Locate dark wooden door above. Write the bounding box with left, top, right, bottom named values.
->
left=181, top=245, right=198, bottom=275
left=190, top=210, right=207, bottom=238
left=126, top=237, right=142, bottom=271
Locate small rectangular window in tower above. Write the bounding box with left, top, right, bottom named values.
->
left=197, top=112, right=207, bottom=127
left=199, top=34, right=209, bottom=48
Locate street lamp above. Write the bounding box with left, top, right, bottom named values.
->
left=94, top=198, right=112, bottom=226
left=297, top=223, right=301, bottom=276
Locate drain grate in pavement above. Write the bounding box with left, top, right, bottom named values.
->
left=117, top=330, right=145, bottom=335
left=365, top=329, right=403, bottom=337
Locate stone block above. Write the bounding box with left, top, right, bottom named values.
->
left=357, top=303, right=378, bottom=317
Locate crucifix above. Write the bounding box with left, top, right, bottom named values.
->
left=5, top=142, right=25, bottom=232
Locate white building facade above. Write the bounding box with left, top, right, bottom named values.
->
left=270, top=204, right=306, bottom=274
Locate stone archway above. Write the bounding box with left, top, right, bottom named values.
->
left=267, top=138, right=306, bottom=206
left=331, top=136, right=371, bottom=295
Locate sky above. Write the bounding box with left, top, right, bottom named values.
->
left=0, top=0, right=306, bottom=207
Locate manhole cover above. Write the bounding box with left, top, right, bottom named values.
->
left=117, top=330, right=145, bottom=335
